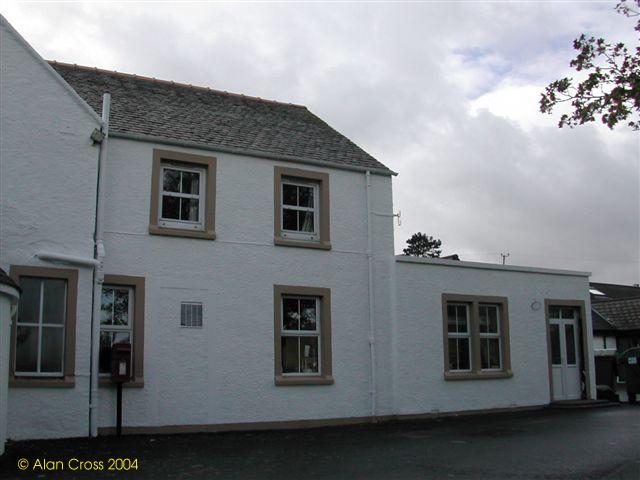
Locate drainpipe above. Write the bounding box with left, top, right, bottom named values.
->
left=365, top=171, right=377, bottom=421
left=89, top=93, right=110, bottom=438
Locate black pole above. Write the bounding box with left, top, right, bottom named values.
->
left=116, top=382, right=123, bottom=436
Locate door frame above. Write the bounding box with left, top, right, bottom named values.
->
left=544, top=299, right=592, bottom=401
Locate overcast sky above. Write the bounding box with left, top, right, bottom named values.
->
left=3, top=1, right=638, bottom=284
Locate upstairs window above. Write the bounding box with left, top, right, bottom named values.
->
left=281, top=179, right=319, bottom=241
left=159, top=165, right=205, bottom=230
left=149, top=149, right=216, bottom=240
left=274, top=167, right=331, bottom=250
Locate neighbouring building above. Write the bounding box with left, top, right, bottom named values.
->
left=590, top=283, right=640, bottom=402
left=0, top=16, right=595, bottom=443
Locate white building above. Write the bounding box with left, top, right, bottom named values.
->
left=0, top=16, right=595, bottom=442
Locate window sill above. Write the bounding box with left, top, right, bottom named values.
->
left=274, top=237, right=331, bottom=250
left=275, top=375, right=334, bottom=386
left=99, top=378, right=144, bottom=388
left=10, top=376, right=75, bottom=388
left=444, top=370, right=513, bottom=381
left=149, top=225, right=216, bottom=240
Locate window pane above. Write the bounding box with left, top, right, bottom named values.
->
left=99, top=331, right=112, bottom=374
left=15, top=326, right=38, bottom=372
left=449, top=338, right=470, bottom=371
left=550, top=324, right=561, bottom=365
left=101, top=289, right=114, bottom=325
left=161, top=195, right=180, bottom=219
left=565, top=324, right=576, bottom=365
left=480, top=305, right=499, bottom=334
left=40, top=327, right=64, bottom=373
left=17, top=278, right=41, bottom=324
left=181, top=171, right=200, bottom=195
left=282, top=298, right=299, bottom=330
left=561, top=307, right=576, bottom=319
left=283, top=209, right=297, bottom=231
left=281, top=337, right=299, bottom=373
left=481, top=338, right=501, bottom=369
left=300, top=337, right=319, bottom=373
left=163, top=169, right=180, bottom=192
left=299, top=211, right=314, bottom=233
left=549, top=306, right=560, bottom=319
left=42, top=279, right=66, bottom=325
left=180, top=198, right=199, bottom=222
left=298, top=186, right=314, bottom=208
left=300, top=299, right=317, bottom=330
left=113, top=289, right=129, bottom=326
left=283, top=184, right=297, bottom=206
left=447, top=304, right=468, bottom=333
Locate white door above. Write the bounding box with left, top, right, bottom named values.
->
left=549, top=307, right=582, bottom=400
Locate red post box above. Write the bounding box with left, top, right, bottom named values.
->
left=110, top=342, right=131, bottom=383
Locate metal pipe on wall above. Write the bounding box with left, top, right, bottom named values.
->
left=365, top=171, right=377, bottom=420
left=89, top=93, right=110, bottom=438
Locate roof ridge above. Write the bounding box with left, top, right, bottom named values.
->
left=47, top=60, right=308, bottom=109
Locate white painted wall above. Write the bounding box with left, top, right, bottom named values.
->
left=394, top=258, right=595, bottom=414
left=96, top=138, right=396, bottom=429
left=0, top=19, right=100, bottom=439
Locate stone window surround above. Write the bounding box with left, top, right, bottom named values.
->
left=274, top=285, right=333, bottom=386
left=9, top=265, right=78, bottom=388
left=149, top=148, right=217, bottom=240
left=273, top=166, right=331, bottom=250
left=99, top=275, right=145, bottom=388
left=441, top=293, right=512, bottom=381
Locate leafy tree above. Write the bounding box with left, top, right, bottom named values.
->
left=540, top=0, right=640, bottom=130
left=403, top=233, right=442, bottom=258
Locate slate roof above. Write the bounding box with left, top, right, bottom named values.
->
left=50, top=62, right=392, bottom=174
left=591, top=308, right=617, bottom=332
left=592, top=298, right=640, bottom=331
left=590, top=282, right=640, bottom=304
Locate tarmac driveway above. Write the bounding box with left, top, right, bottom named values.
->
left=0, top=405, right=638, bottom=479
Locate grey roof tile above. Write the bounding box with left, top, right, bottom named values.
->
left=593, top=298, right=640, bottom=331
left=50, top=62, right=392, bottom=173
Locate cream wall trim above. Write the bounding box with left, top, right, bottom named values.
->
left=149, top=149, right=217, bottom=240
left=0, top=17, right=102, bottom=125
left=273, top=285, right=333, bottom=386
left=99, top=275, right=145, bottom=387
left=111, top=131, right=397, bottom=176
left=8, top=265, right=78, bottom=388
left=441, top=293, right=512, bottom=380
left=396, top=256, right=590, bottom=277
left=273, top=166, right=331, bottom=250
left=97, top=404, right=546, bottom=436
left=543, top=299, right=592, bottom=401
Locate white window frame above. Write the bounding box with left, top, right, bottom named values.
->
left=479, top=303, right=502, bottom=371
left=281, top=295, right=322, bottom=376
left=280, top=179, right=320, bottom=242
left=446, top=302, right=472, bottom=373
left=158, top=163, right=206, bottom=231
left=99, top=285, right=134, bottom=376
left=15, top=278, right=66, bottom=377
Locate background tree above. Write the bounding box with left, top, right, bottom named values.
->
left=540, top=0, right=640, bottom=130
left=403, top=233, right=442, bottom=258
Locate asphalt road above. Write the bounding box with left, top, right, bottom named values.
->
left=0, top=405, right=638, bottom=479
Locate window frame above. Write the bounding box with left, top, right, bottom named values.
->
left=99, top=275, right=145, bottom=388
left=9, top=266, right=78, bottom=388
left=274, top=285, right=333, bottom=385
left=274, top=166, right=331, bottom=250
left=149, top=149, right=216, bottom=240
left=99, top=285, right=134, bottom=378
left=158, top=163, right=206, bottom=231
left=441, top=294, right=512, bottom=380
left=280, top=178, right=320, bottom=242
left=446, top=302, right=472, bottom=373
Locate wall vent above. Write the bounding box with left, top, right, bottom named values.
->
left=181, top=302, right=203, bottom=328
